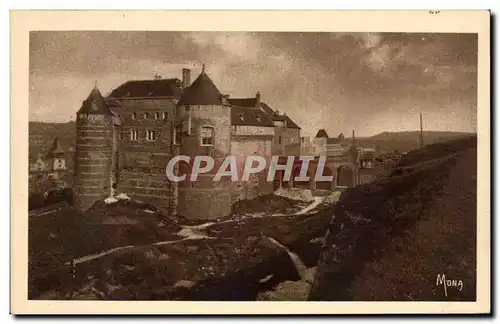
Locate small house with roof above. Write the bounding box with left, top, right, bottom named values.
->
left=228, top=93, right=301, bottom=156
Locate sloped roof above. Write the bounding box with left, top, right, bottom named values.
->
left=231, top=106, right=274, bottom=127
left=178, top=71, right=222, bottom=105
left=77, top=87, right=114, bottom=116
left=108, top=78, right=182, bottom=99
left=273, top=114, right=301, bottom=129
left=315, top=129, right=329, bottom=138
left=105, top=98, right=121, bottom=107
left=227, top=98, right=301, bottom=129
left=258, top=102, right=275, bottom=116
left=49, top=137, right=64, bottom=155
left=228, top=97, right=258, bottom=107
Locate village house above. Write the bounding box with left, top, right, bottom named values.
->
left=29, top=137, right=71, bottom=196
left=73, top=66, right=302, bottom=220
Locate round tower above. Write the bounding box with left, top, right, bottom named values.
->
left=74, top=84, right=115, bottom=211
left=175, top=65, right=233, bottom=220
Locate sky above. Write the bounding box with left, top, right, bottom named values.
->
left=29, top=31, right=477, bottom=137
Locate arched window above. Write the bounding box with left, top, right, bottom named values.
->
left=200, top=126, right=214, bottom=146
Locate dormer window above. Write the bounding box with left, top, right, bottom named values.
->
left=255, top=114, right=261, bottom=123
left=274, top=120, right=285, bottom=127
left=239, top=114, right=244, bottom=122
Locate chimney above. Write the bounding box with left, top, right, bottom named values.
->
left=182, top=68, right=191, bottom=88
left=255, top=90, right=261, bottom=103
left=154, top=73, right=162, bottom=80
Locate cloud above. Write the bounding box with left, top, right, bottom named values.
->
left=29, top=31, right=478, bottom=137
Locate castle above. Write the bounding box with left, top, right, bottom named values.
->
left=74, top=66, right=302, bottom=219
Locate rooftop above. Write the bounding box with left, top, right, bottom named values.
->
left=315, top=129, right=329, bottom=138
left=178, top=66, right=223, bottom=106
left=231, top=105, right=274, bottom=127
left=77, top=86, right=114, bottom=116
left=108, top=78, right=182, bottom=99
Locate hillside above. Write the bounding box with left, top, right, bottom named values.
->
left=351, top=131, right=474, bottom=154
left=29, top=121, right=76, bottom=162
left=308, top=136, right=478, bottom=301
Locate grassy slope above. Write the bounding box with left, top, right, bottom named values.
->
left=353, top=131, right=473, bottom=153
left=309, top=136, right=477, bottom=301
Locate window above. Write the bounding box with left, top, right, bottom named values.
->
left=239, top=114, right=244, bottom=121
left=278, top=136, right=282, bottom=145
left=162, top=112, right=168, bottom=120
left=274, top=120, right=285, bottom=127
left=146, top=130, right=156, bottom=141
left=155, top=112, right=161, bottom=119
left=173, top=125, right=182, bottom=145
left=185, top=105, right=191, bottom=112
left=131, top=112, right=137, bottom=120
left=130, top=130, right=139, bottom=141
left=201, top=126, right=214, bottom=146
left=255, top=114, right=261, bottom=123
left=144, top=112, right=149, bottom=119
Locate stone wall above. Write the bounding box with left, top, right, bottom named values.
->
left=312, top=137, right=327, bottom=156
left=272, top=127, right=301, bottom=155
left=116, top=98, right=177, bottom=212
left=74, top=114, right=114, bottom=211
left=176, top=104, right=233, bottom=220
left=230, top=134, right=274, bottom=202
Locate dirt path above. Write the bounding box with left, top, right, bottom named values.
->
left=72, top=195, right=328, bottom=266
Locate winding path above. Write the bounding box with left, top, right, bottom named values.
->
left=71, top=195, right=328, bottom=266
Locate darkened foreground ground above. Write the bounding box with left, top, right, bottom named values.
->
left=309, top=136, right=478, bottom=301
left=28, top=191, right=334, bottom=300
left=29, top=136, right=478, bottom=302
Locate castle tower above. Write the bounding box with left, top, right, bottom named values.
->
left=312, top=129, right=329, bottom=156
left=175, top=65, right=233, bottom=220
left=74, top=84, right=115, bottom=211
left=48, top=137, right=66, bottom=171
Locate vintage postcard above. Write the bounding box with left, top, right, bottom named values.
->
left=11, top=10, right=490, bottom=315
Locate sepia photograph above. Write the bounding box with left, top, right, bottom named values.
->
left=11, top=10, right=490, bottom=315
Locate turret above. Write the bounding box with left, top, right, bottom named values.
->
left=175, top=65, right=233, bottom=220
left=74, top=84, right=115, bottom=211
left=48, top=137, right=66, bottom=171
left=312, top=129, right=329, bottom=156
